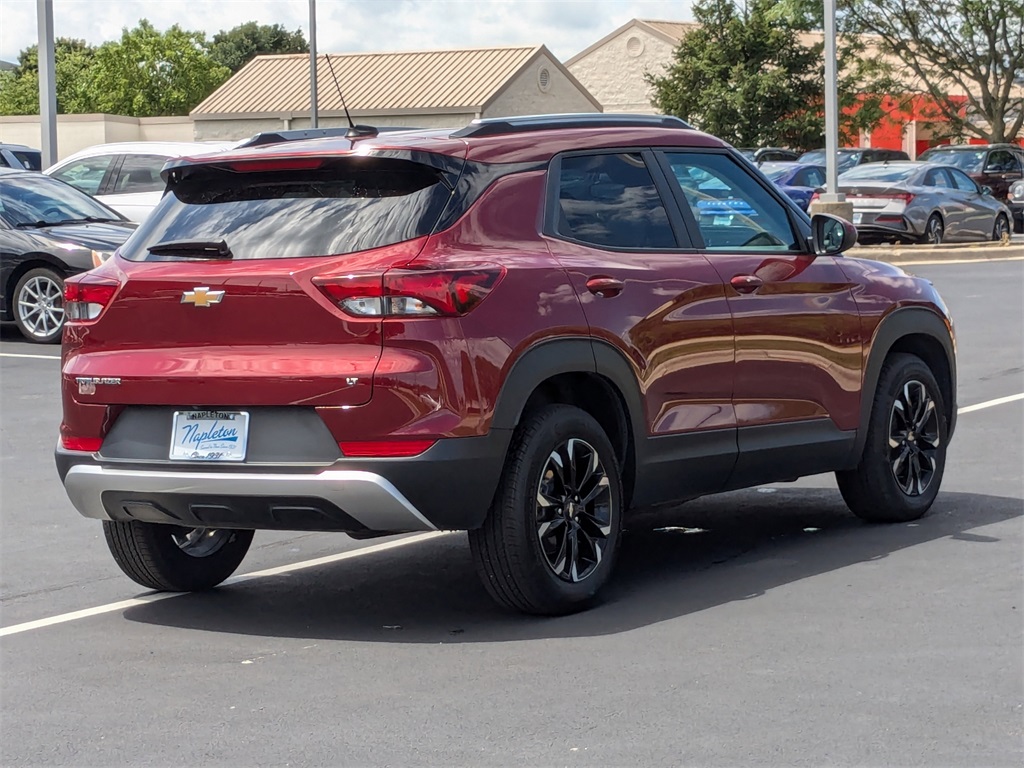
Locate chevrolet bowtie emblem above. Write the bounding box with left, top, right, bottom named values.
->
left=181, top=287, right=225, bottom=307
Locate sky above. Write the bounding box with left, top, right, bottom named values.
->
left=0, top=0, right=696, bottom=65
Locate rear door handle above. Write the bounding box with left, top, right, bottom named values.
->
left=587, top=276, right=624, bottom=298
left=730, top=274, right=764, bottom=294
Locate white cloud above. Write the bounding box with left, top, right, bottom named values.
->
left=0, top=0, right=694, bottom=64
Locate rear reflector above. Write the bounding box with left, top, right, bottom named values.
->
left=64, top=275, right=120, bottom=322
left=339, top=439, right=436, bottom=457
left=61, top=435, right=103, bottom=452
left=314, top=266, right=505, bottom=318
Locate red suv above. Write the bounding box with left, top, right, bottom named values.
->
left=55, top=115, right=957, bottom=615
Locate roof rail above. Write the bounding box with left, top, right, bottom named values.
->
left=234, top=126, right=420, bottom=148
left=449, top=113, right=693, bottom=138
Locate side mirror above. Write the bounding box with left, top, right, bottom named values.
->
left=811, top=213, right=858, bottom=256
left=981, top=185, right=993, bottom=196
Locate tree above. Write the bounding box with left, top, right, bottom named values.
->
left=647, top=0, right=887, bottom=149
left=0, top=38, right=97, bottom=115
left=88, top=19, right=231, bottom=117
left=841, top=1, right=1024, bottom=143
left=210, top=22, right=308, bottom=73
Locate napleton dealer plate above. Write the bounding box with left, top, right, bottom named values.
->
left=170, top=410, right=249, bottom=461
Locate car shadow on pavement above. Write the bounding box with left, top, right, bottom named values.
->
left=123, top=487, right=1022, bottom=643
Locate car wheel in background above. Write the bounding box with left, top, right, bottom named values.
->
left=103, top=521, right=254, bottom=591
left=992, top=214, right=1010, bottom=242
left=13, top=267, right=65, bottom=344
left=919, top=214, right=944, bottom=245
left=836, top=353, right=947, bottom=523
left=469, top=404, right=623, bottom=615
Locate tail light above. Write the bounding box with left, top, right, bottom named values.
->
left=64, top=274, right=120, bottom=322
left=314, top=266, right=505, bottom=318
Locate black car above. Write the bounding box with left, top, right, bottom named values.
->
left=738, top=147, right=800, bottom=164
left=0, top=168, right=136, bottom=343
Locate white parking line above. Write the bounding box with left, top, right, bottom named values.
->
left=0, top=532, right=445, bottom=638
left=958, top=393, right=1024, bottom=414
left=889, top=255, right=1024, bottom=266
left=0, top=352, right=61, bottom=360
left=2, top=391, right=1023, bottom=639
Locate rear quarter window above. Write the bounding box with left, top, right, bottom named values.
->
left=119, top=156, right=454, bottom=261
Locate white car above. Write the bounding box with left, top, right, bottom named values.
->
left=44, top=141, right=234, bottom=222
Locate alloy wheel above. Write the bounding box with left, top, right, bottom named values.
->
left=535, top=438, right=613, bottom=583
left=925, top=216, right=944, bottom=245
left=17, top=274, right=64, bottom=339
left=888, top=380, right=941, bottom=496
left=172, top=528, right=233, bottom=558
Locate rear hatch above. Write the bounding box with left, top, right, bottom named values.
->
left=63, top=151, right=462, bottom=409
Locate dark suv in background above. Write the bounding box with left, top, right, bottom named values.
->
left=798, top=147, right=910, bottom=173
left=918, top=144, right=1024, bottom=224
left=55, top=115, right=957, bottom=615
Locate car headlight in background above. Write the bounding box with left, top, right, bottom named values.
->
left=91, top=250, right=114, bottom=268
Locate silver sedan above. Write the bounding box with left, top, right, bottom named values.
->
left=836, top=162, right=1013, bottom=244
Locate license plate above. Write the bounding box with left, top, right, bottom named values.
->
left=853, top=213, right=863, bottom=224
left=170, top=410, right=249, bottom=461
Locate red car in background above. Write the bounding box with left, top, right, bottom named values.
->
left=55, top=115, right=957, bottom=614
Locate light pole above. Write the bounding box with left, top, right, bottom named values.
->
left=309, top=0, right=318, bottom=128
left=809, top=0, right=853, bottom=222
left=36, top=0, right=57, bottom=166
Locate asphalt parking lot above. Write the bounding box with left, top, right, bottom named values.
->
left=1, top=257, right=1022, bottom=767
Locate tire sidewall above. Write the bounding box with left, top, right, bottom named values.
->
left=509, top=406, right=624, bottom=607
left=14, top=267, right=64, bottom=344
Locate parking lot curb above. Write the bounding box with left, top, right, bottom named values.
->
left=849, top=241, right=1024, bottom=263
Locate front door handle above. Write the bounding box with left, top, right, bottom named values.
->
left=730, top=274, right=764, bottom=294
left=587, top=276, right=624, bottom=298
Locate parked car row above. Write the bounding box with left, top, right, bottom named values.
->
left=2, top=132, right=1020, bottom=344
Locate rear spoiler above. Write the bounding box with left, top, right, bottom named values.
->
left=234, top=126, right=421, bottom=149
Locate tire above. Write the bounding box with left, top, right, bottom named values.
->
left=13, top=267, right=65, bottom=344
left=103, top=521, right=253, bottom=591
left=993, top=213, right=1010, bottom=242
left=836, top=353, right=948, bottom=523
left=469, top=404, right=623, bottom=615
left=919, top=214, right=944, bottom=245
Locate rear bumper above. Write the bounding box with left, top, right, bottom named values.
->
left=55, top=431, right=511, bottom=533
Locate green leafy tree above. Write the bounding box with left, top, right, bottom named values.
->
left=841, top=0, right=1024, bottom=142
left=0, top=38, right=97, bottom=115
left=88, top=19, right=231, bottom=117
left=647, top=0, right=889, bottom=149
left=210, top=22, right=308, bottom=73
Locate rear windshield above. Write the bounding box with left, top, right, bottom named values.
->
left=917, top=149, right=984, bottom=172
left=839, top=165, right=917, bottom=182
left=119, top=156, right=453, bottom=261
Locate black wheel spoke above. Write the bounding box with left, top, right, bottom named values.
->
left=535, top=436, right=614, bottom=583
left=888, top=378, right=939, bottom=498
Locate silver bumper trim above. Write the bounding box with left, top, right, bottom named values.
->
left=63, top=465, right=436, bottom=532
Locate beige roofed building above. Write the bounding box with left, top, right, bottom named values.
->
left=191, top=45, right=601, bottom=140
left=566, top=19, right=698, bottom=114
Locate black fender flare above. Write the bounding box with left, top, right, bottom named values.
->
left=857, top=306, right=957, bottom=455
left=491, top=336, right=647, bottom=450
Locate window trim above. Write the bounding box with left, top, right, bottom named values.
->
left=541, top=147, right=697, bottom=253
left=652, top=146, right=812, bottom=255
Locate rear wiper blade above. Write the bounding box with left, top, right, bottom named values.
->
left=147, top=239, right=234, bottom=259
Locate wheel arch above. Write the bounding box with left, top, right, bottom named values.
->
left=858, top=307, right=957, bottom=455
left=491, top=337, right=646, bottom=507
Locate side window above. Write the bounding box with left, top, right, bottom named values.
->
left=987, top=150, right=1015, bottom=172
left=49, top=155, right=115, bottom=195
left=662, top=151, right=799, bottom=251
left=924, top=169, right=952, bottom=188
left=555, top=153, right=676, bottom=249
left=111, top=154, right=170, bottom=194
left=803, top=167, right=825, bottom=188
left=0, top=154, right=9, bottom=168
left=950, top=169, right=979, bottom=192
